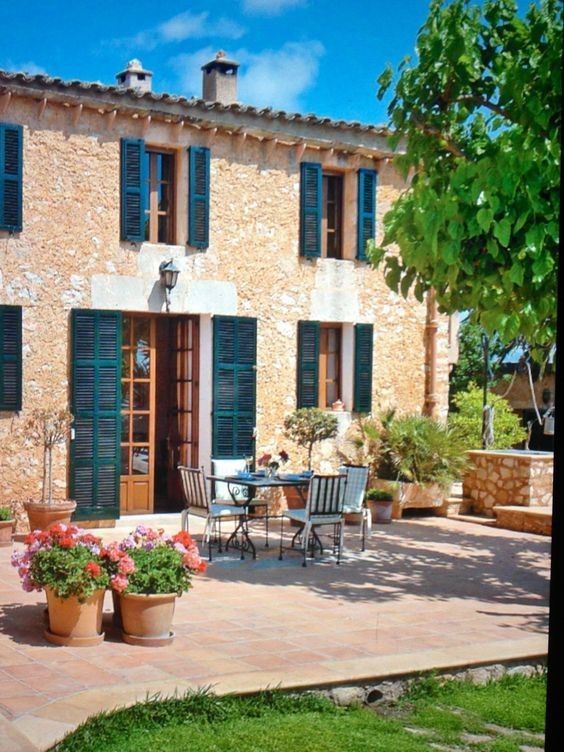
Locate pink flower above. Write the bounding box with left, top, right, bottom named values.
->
left=182, top=550, right=203, bottom=570
left=117, top=555, right=135, bottom=575
left=111, top=574, right=129, bottom=593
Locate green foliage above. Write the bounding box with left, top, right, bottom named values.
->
left=125, top=546, right=193, bottom=596
left=365, top=488, right=393, bottom=501
left=30, top=546, right=108, bottom=602
left=338, top=415, right=383, bottom=486
left=448, top=382, right=527, bottom=450
left=52, top=676, right=546, bottom=752
left=284, top=408, right=338, bottom=470
left=372, top=0, right=561, bottom=353
left=449, top=317, right=510, bottom=404
left=377, top=411, right=470, bottom=487
left=0, top=506, right=13, bottom=521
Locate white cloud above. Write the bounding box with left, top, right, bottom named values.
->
left=111, top=10, right=245, bottom=52
left=0, top=60, right=47, bottom=75
left=169, top=41, right=324, bottom=112
left=242, top=0, right=306, bottom=15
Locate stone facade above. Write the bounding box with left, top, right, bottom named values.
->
left=462, top=450, right=554, bottom=516
left=0, top=74, right=451, bottom=515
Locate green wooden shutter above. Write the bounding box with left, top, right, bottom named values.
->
left=297, top=321, right=320, bottom=408
left=299, top=162, right=322, bottom=257
left=0, top=305, right=22, bottom=411
left=212, top=316, right=257, bottom=458
left=188, top=146, right=210, bottom=248
left=357, top=168, right=377, bottom=261
left=0, top=123, right=23, bottom=233
left=120, top=138, right=146, bottom=242
left=70, top=310, right=122, bottom=520
left=353, top=323, right=374, bottom=413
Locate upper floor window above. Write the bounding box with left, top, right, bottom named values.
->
left=144, top=150, right=175, bottom=244
left=322, top=174, right=343, bottom=259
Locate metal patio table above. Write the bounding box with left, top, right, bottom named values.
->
left=206, top=473, right=311, bottom=558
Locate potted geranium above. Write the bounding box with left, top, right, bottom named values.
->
left=11, top=523, right=109, bottom=646
left=104, top=526, right=206, bottom=647
left=0, top=506, right=15, bottom=547
left=22, top=409, right=77, bottom=531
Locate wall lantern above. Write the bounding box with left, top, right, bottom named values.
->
left=159, top=259, right=180, bottom=312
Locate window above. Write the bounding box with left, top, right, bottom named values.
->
left=0, top=305, right=22, bottom=411
left=322, top=174, right=343, bottom=259
left=319, top=325, right=341, bottom=408
left=143, top=150, right=175, bottom=244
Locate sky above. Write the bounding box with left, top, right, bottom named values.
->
left=0, top=0, right=531, bottom=126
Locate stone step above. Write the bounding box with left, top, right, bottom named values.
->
left=439, top=496, right=474, bottom=517
left=493, top=505, right=552, bottom=536
left=449, top=513, right=497, bottom=527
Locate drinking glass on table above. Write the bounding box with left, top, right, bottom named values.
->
left=245, top=456, right=254, bottom=473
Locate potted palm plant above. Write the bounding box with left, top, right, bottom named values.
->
left=0, top=506, right=15, bottom=547
left=105, top=526, right=206, bottom=647
left=372, top=410, right=469, bottom=518
left=11, top=523, right=109, bottom=646
left=23, top=409, right=76, bottom=531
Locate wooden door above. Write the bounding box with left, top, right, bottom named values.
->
left=120, top=315, right=156, bottom=513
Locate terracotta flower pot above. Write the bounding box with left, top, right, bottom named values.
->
left=367, top=500, right=393, bottom=524
left=0, top=519, right=15, bottom=547
left=119, top=592, right=177, bottom=647
left=24, top=500, right=77, bottom=532
left=44, top=586, right=105, bottom=647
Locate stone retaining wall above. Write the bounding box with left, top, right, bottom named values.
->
left=463, top=450, right=553, bottom=516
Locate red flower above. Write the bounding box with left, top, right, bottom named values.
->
left=172, top=531, right=194, bottom=548
left=258, top=453, right=272, bottom=466
left=85, top=562, right=101, bottom=577
left=59, top=537, right=76, bottom=549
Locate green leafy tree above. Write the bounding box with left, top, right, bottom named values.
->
left=448, top=382, right=527, bottom=450
left=371, top=0, right=561, bottom=354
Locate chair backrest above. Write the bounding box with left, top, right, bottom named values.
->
left=306, top=474, right=346, bottom=518
left=211, top=458, right=249, bottom=502
left=178, top=466, right=209, bottom=511
left=338, top=464, right=369, bottom=513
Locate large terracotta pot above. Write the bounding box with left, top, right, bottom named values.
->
left=371, top=480, right=444, bottom=519
left=0, top=518, right=15, bottom=547
left=367, top=500, right=393, bottom=524
left=24, top=500, right=77, bottom=532
left=120, top=592, right=177, bottom=647
left=44, top=586, right=105, bottom=647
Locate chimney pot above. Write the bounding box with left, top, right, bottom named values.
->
left=201, top=50, right=239, bottom=104
left=115, top=59, right=153, bottom=93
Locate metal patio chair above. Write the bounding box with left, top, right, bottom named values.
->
left=178, top=465, right=247, bottom=561
left=278, top=474, right=346, bottom=566
left=338, top=464, right=371, bottom=551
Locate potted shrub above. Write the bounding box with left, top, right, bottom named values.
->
left=282, top=408, right=338, bottom=516
left=104, top=526, right=206, bottom=647
left=0, top=506, right=15, bottom=547
left=365, top=488, right=394, bottom=524
left=372, top=410, right=470, bottom=519
left=22, top=409, right=77, bottom=531
left=11, top=523, right=109, bottom=646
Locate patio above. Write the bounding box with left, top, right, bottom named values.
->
left=0, top=515, right=550, bottom=752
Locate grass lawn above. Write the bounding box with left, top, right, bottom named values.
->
left=51, top=672, right=546, bottom=752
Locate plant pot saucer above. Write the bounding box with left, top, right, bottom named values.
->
left=121, top=630, right=175, bottom=647
left=44, top=629, right=105, bottom=647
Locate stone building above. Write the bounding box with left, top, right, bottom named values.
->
left=0, top=53, right=452, bottom=522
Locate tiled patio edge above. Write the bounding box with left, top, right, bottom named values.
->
left=10, top=635, right=548, bottom=752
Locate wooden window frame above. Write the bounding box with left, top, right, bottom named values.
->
left=321, top=171, right=343, bottom=259
left=318, top=323, right=341, bottom=409
left=144, top=148, right=176, bottom=244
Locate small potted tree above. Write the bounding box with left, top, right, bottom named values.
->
left=23, top=409, right=77, bottom=531
left=0, top=506, right=15, bottom=547
left=282, top=408, right=339, bottom=513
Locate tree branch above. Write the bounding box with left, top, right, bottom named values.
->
left=410, top=113, right=467, bottom=158
left=455, top=94, right=513, bottom=122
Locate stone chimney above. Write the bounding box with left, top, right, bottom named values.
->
left=115, top=59, right=153, bottom=93
left=201, top=50, right=239, bottom=104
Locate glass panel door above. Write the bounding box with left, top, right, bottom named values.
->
left=120, top=315, right=156, bottom=513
